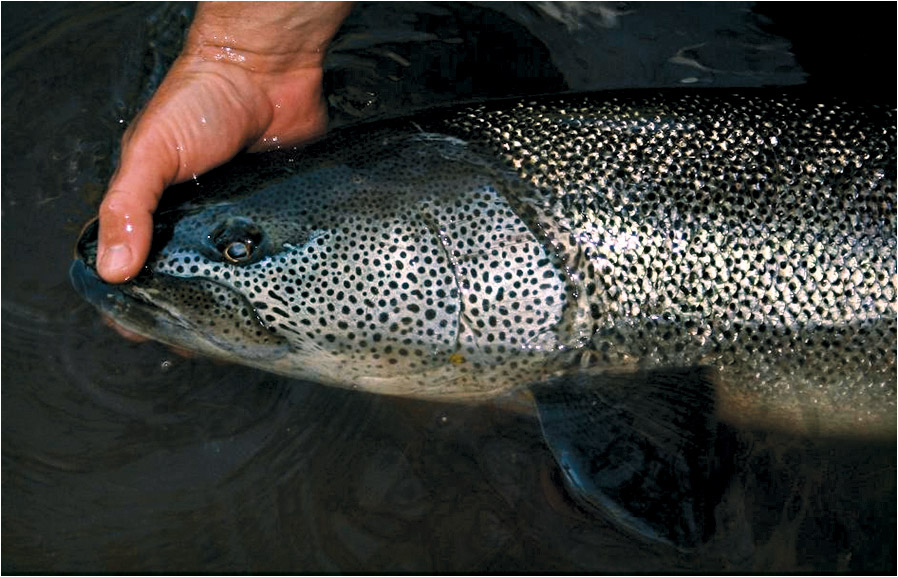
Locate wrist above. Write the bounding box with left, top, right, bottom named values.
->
left=186, top=1, right=352, bottom=73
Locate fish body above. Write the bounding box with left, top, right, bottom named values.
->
left=72, top=89, right=897, bottom=438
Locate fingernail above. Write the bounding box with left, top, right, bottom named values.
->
left=99, top=244, right=133, bottom=278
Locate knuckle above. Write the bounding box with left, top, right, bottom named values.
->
left=99, top=192, right=131, bottom=218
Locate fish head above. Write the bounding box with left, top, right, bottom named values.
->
left=71, top=212, right=294, bottom=364
left=72, top=131, right=573, bottom=397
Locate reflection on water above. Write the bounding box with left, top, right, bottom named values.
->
left=2, top=2, right=895, bottom=573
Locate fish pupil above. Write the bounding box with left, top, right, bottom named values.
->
left=224, top=241, right=251, bottom=262
left=210, top=217, right=264, bottom=264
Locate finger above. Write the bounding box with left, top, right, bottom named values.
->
left=97, top=190, right=155, bottom=283
left=97, top=142, right=173, bottom=283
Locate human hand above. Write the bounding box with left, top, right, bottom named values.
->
left=96, top=1, right=352, bottom=283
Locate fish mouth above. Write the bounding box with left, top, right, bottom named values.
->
left=70, top=258, right=164, bottom=332
left=70, top=258, right=197, bottom=354
left=71, top=220, right=289, bottom=361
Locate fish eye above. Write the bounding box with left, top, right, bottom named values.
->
left=223, top=241, right=253, bottom=263
left=209, top=217, right=265, bottom=265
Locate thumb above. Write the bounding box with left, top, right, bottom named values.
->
left=97, top=191, right=155, bottom=284
left=97, top=144, right=173, bottom=283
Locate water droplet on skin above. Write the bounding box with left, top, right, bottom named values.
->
left=260, top=136, right=281, bottom=151
left=200, top=116, right=207, bottom=125
left=214, top=46, right=246, bottom=64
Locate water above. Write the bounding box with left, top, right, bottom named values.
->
left=3, top=2, right=895, bottom=572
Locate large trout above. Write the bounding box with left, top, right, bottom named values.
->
left=72, top=89, right=896, bottom=546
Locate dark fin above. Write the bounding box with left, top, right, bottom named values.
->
left=531, top=366, right=721, bottom=549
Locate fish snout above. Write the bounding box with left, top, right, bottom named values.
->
left=74, top=217, right=100, bottom=267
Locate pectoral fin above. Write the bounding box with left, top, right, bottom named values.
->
left=531, top=366, right=723, bottom=549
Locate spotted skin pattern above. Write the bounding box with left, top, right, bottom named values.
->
left=75, top=90, right=896, bottom=436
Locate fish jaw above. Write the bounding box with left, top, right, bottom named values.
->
left=69, top=258, right=291, bottom=364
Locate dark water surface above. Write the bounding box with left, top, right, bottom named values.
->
left=3, top=2, right=895, bottom=573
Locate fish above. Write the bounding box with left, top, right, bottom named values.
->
left=71, top=89, right=897, bottom=547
